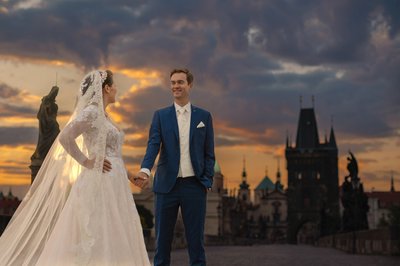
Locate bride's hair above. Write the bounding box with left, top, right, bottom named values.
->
left=81, top=70, right=113, bottom=96
left=102, top=70, right=113, bottom=88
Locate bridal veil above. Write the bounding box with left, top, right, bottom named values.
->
left=0, top=70, right=109, bottom=265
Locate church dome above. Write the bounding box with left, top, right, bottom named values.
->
left=214, top=161, right=221, bottom=174
left=255, top=175, right=275, bottom=191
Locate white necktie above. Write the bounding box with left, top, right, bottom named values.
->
left=178, top=108, right=187, bottom=132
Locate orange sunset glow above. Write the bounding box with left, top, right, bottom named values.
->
left=0, top=1, right=399, bottom=200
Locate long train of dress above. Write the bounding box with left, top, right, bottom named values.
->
left=36, top=157, right=150, bottom=265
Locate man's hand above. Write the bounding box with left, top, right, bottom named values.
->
left=129, top=171, right=150, bottom=189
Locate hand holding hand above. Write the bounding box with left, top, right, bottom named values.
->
left=129, top=172, right=150, bottom=189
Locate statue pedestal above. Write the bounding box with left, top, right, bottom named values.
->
left=30, top=158, right=43, bottom=183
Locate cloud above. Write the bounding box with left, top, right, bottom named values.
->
left=0, top=127, right=37, bottom=145
left=0, top=0, right=399, bottom=158
left=0, top=83, right=20, bottom=98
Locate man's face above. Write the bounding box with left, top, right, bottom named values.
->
left=170, top=72, right=192, bottom=101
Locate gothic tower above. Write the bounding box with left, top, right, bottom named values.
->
left=285, top=106, right=340, bottom=244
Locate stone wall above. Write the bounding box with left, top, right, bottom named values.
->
left=317, top=227, right=400, bottom=255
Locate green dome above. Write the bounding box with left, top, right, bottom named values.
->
left=214, top=161, right=221, bottom=174
left=255, top=176, right=275, bottom=191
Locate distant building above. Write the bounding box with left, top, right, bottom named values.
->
left=250, top=164, right=287, bottom=242
left=255, top=165, right=284, bottom=205
left=286, top=106, right=340, bottom=244
left=0, top=189, right=21, bottom=235
left=220, top=159, right=287, bottom=243
left=366, top=175, right=400, bottom=229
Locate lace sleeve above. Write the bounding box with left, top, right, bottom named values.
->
left=59, top=105, right=98, bottom=166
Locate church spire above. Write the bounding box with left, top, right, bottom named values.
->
left=7, top=187, right=14, bottom=200
left=329, top=116, right=337, bottom=148
left=329, top=126, right=337, bottom=147
left=391, top=171, right=395, bottom=192
left=286, top=130, right=289, bottom=148
left=242, top=156, right=247, bottom=181
left=276, top=158, right=281, bottom=183
left=240, top=156, right=249, bottom=190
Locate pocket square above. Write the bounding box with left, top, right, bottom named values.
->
left=197, top=121, right=205, bottom=128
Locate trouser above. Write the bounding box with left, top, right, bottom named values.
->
left=154, top=176, right=207, bottom=266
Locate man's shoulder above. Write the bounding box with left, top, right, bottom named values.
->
left=192, top=105, right=211, bottom=116
left=155, top=105, right=174, bottom=114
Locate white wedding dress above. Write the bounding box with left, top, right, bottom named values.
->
left=0, top=71, right=151, bottom=266
left=36, top=106, right=150, bottom=265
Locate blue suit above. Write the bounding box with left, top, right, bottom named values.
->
left=141, top=104, right=215, bottom=266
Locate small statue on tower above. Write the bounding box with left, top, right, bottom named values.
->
left=341, top=151, right=369, bottom=231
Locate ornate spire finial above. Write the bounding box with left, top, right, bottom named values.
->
left=286, top=129, right=290, bottom=148
left=391, top=171, right=395, bottom=192
left=242, top=156, right=247, bottom=180
left=277, top=158, right=281, bottom=181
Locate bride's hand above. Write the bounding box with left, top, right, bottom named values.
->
left=83, top=158, right=112, bottom=172
left=83, top=158, right=95, bottom=169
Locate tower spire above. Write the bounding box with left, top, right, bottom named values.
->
left=391, top=171, right=395, bottom=192
left=242, top=156, right=247, bottom=182
left=286, top=130, right=289, bottom=148
left=276, top=158, right=281, bottom=183
left=329, top=115, right=337, bottom=148
left=239, top=156, right=249, bottom=190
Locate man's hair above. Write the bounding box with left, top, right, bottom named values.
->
left=170, top=68, right=194, bottom=85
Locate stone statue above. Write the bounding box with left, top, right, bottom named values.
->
left=30, top=86, right=60, bottom=183
left=341, top=151, right=369, bottom=232
left=346, top=151, right=359, bottom=183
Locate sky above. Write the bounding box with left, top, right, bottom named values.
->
left=0, top=0, right=399, bottom=199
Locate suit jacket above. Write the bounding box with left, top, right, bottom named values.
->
left=141, top=104, right=215, bottom=193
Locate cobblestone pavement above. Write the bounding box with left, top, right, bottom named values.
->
left=148, top=245, right=400, bottom=266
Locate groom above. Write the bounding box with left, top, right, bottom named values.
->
left=134, top=68, right=215, bottom=266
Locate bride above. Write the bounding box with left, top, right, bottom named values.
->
left=0, top=70, right=151, bottom=265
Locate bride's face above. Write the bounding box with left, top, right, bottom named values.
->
left=104, top=83, right=117, bottom=104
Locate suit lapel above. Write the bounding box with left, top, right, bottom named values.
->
left=169, top=105, right=179, bottom=141
left=190, top=105, right=198, bottom=142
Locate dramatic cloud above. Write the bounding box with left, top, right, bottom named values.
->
left=0, top=0, right=399, bottom=190
left=0, top=127, right=37, bottom=145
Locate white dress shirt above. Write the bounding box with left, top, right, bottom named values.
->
left=140, top=102, right=195, bottom=178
